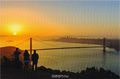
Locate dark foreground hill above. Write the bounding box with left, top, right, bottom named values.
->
left=1, top=57, right=119, bottom=79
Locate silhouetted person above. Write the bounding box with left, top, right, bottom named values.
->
left=14, top=48, right=21, bottom=62
left=13, top=48, right=22, bottom=68
left=32, top=50, right=39, bottom=71
left=23, top=50, right=30, bottom=71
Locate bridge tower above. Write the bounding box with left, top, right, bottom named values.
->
left=103, top=38, right=106, bottom=53
left=30, top=37, right=32, bottom=64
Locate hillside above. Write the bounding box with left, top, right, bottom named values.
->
left=0, top=46, right=24, bottom=62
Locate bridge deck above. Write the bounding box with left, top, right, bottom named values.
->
left=28, top=46, right=102, bottom=51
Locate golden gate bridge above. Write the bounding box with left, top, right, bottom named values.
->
left=0, top=37, right=107, bottom=57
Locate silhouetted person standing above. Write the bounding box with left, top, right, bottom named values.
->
left=14, top=48, right=21, bottom=62
left=23, top=50, right=30, bottom=71
left=13, top=48, right=22, bottom=68
left=32, top=50, right=39, bottom=71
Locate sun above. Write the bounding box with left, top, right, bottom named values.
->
left=9, top=23, right=22, bottom=35
left=13, top=32, right=17, bottom=35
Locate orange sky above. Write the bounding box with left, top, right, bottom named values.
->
left=0, top=1, right=119, bottom=38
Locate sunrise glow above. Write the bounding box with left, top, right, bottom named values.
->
left=0, top=1, right=119, bottom=38
left=9, top=23, right=22, bottom=35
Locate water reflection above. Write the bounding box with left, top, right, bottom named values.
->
left=102, top=52, right=106, bottom=68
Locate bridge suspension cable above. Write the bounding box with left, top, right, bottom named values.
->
left=32, top=38, right=59, bottom=47
left=28, top=38, right=104, bottom=51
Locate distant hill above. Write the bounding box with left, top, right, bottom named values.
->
left=0, top=46, right=24, bottom=61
